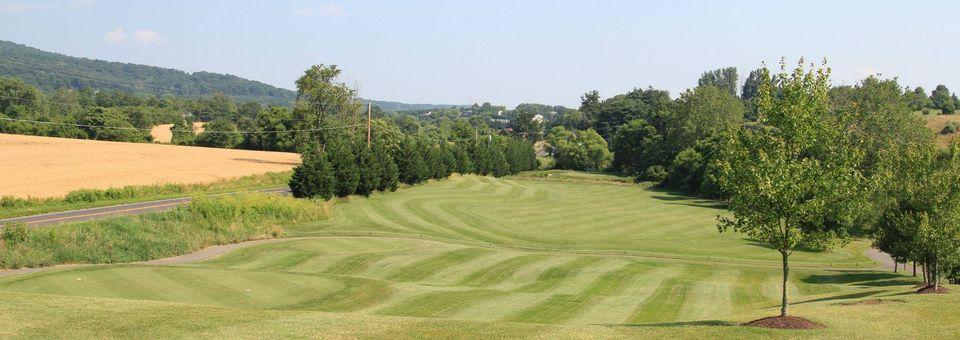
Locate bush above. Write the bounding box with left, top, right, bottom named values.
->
left=923, top=109, right=932, bottom=115
left=641, top=165, right=668, bottom=183
left=2, top=223, right=29, bottom=246
left=941, top=121, right=959, bottom=135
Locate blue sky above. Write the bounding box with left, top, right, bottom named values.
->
left=1, top=0, right=958, bottom=107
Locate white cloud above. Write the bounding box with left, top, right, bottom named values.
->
left=317, top=3, right=344, bottom=17
left=296, top=3, right=344, bottom=18
left=294, top=6, right=313, bottom=17
left=0, top=1, right=53, bottom=13
left=103, top=28, right=126, bottom=43
left=69, top=0, right=95, bottom=9
left=132, top=29, right=163, bottom=45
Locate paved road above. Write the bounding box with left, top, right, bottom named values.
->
left=0, top=187, right=290, bottom=227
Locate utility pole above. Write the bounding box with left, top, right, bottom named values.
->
left=367, top=102, right=372, bottom=148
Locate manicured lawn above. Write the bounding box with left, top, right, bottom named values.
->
left=0, top=172, right=951, bottom=338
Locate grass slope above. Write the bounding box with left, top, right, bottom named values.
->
left=0, top=172, right=951, bottom=337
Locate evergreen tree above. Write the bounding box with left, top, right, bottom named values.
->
left=378, top=145, right=400, bottom=191
left=453, top=143, right=475, bottom=174
left=289, top=144, right=335, bottom=200
left=355, top=142, right=382, bottom=197
left=397, top=138, right=427, bottom=184
left=327, top=137, right=359, bottom=197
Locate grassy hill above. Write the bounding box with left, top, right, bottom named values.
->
left=0, top=40, right=454, bottom=110
left=1, top=172, right=946, bottom=337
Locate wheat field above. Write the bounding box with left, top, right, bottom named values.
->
left=0, top=133, right=299, bottom=198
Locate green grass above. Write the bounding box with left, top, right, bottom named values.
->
left=0, top=171, right=954, bottom=337
left=0, top=171, right=292, bottom=219
left=291, top=175, right=870, bottom=265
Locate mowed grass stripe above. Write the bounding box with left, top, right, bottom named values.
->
left=504, top=294, right=599, bottom=324
left=515, top=257, right=603, bottom=293
left=376, top=289, right=505, bottom=317
left=579, top=262, right=651, bottom=296
left=279, top=276, right=391, bottom=312
left=460, top=254, right=549, bottom=286
left=323, top=253, right=389, bottom=275
left=627, top=264, right=714, bottom=323
left=388, top=248, right=493, bottom=282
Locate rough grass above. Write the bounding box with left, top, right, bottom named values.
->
left=0, top=171, right=292, bottom=219
left=0, top=193, right=327, bottom=269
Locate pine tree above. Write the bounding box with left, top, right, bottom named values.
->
left=327, top=137, right=359, bottom=197
left=355, top=143, right=381, bottom=196
left=379, top=147, right=400, bottom=191
left=289, top=144, right=334, bottom=200
left=397, top=138, right=427, bottom=184
left=453, top=144, right=475, bottom=174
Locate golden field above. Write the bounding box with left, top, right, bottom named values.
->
left=0, top=133, right=299, bottom=198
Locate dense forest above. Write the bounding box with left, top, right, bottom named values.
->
left=0, top=40, right=455, bottom=111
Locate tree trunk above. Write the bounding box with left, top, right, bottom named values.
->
left=894, top=261, right=898, bottom=273
left=933, top=259, right=939, bottom=290
left=780, top=251, right=789, bottom=317
left=912, top=261, right=916, bottom=277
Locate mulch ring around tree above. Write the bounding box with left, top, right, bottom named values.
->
left=743, top=316, right=825, bottom=329
left=916, top=285, right=950, bottom=294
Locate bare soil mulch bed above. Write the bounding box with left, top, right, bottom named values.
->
left=744, top=316, right=824, bottom=329
left=916, top=286, right=950, bottom=294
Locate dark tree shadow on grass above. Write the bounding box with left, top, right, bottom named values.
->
left=602, top=320, right=737, bottom=328
left=647, top=187, right=728, bottom=209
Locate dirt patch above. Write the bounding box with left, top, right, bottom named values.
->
left=837, top=298, right=906, bottom=306
left=744, top=316, right=824, bottom=329
left=916, top=286, right=950, bottom=294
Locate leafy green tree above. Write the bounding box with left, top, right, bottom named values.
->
left=611, top=119, right=664, bottom=175
left=547, top=127, right=612, bottom=171
left=591, top=88, right=673, bottom=140
left=714, top=61, right=864, bottom=317
left=905, top=87, right=932, bottom=111
left=327, top=137, right=360, bottom=197
left=512, top=106, right=542, bottom=140
left=79, top=108, right=151, bottom=143
left=289, top=144, right=335, bottom=200
left=874, top=141, right=960, bottom=289
left=668, top=85, right=744, bottom=154
left=741, top=69, right=763, bottom=101
left=931, top=85, right=955, bottom=114
left=195, top=119, right=242, bottom=148
left=0, top=77, right=45, bottom=118
left=697, top=67, right=738, bottom=97
left=293, top=64, right=356, bottom=144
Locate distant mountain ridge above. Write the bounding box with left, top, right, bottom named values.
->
left=0, top=40, right=454, bottom=111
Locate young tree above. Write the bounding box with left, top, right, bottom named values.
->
left=289, top=144, right=335, bottom=200
left=327, top=137, right=359, bottom=197
left=714, top=60, right=864, bottom=317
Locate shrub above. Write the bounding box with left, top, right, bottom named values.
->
left=941, top=121, right=959, bottom=135
left=641, top=165, right=668, bottom=183
left=2, top=223, right=29, bottom=246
